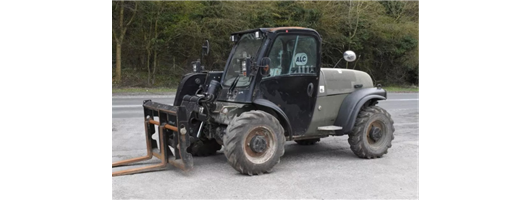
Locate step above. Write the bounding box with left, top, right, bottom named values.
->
left=317, top=125, right=343, bottom=131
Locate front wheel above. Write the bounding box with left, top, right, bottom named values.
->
left=348, top=106, right=395, bottom=158
left=223, top=110, right=285, bottom=175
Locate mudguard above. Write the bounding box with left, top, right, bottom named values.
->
left=334, top=87, right=387, bottom=135
left=253, top=98, right=293, bottom=140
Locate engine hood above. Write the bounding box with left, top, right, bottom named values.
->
left=318, top=68, right=374, bottom=96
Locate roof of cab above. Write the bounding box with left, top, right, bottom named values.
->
left=231, top=27, right=317, bottom=35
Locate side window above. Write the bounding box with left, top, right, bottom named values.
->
left=267, top=35, right=317, bottom=77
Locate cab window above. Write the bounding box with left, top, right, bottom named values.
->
left=267, top=35, right=317, bottom=77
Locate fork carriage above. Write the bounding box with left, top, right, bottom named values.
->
left=112, top=100, right=193, bottom=176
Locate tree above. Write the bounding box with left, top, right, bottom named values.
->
left=111, top=1, right=419, bottom=87
left=137, top=1, right=163, bottom=86
left=112, top=0, right=137, bottom=84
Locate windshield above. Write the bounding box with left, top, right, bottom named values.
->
left=223, top=33, right=263, bottom=87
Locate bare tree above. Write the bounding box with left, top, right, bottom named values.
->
left=112, top=1, right=137, bottom=84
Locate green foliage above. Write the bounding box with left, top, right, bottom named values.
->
left=112, top=1, right=419, bottom=87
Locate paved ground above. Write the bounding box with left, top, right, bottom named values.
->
left=112, top=93, right=419, bottom=199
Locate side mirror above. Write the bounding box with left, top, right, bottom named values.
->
left=259, top=57, right=271, bottom=76
left=343, top=50, right=357, bottom=62
left=260, top=57, right=271, bottom=67
left=202, top=40, right=210, bottom=56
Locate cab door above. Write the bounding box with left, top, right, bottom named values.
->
left=258, top=34, right=320, bottom=136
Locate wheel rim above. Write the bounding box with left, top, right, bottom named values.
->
left=366, top=120, right=386, bottom=145
left=243, top=126, right=277, bottom=164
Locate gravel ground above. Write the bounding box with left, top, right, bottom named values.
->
left=112, top=94, right=419, bottom=199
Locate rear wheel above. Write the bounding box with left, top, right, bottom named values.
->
left=223, top=110, right=285, bottom=175
left=188, top=138, right=222, bottom=157
left=348, top=106, right=395, bottom=158
left=294, top=138, right=320, bottom=145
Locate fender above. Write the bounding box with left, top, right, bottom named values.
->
left=173, top=73, right=206, bottom=106
left=334, top=87, right=387, bottom=135
left=253, top=98, right=294, bottom=140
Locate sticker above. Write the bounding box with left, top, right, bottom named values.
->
left=294, top=53, right=308, bottom=65
left=319, top=85, right=325, bottom=93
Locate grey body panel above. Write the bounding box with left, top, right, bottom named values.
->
left=304, top=94, right=348, bottom=136
left=304, top=68, right=376, bottom=137
left=318, top=68, right=374, bottom=96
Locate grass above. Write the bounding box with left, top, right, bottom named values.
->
left=112, top=87, right=176, bottom=94
left=384, top=86, right=419, bottom=93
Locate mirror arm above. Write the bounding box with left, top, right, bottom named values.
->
left=333, top=58, right=344, bottom=68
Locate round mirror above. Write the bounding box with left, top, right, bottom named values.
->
left=260, top=57, right=271, bottom=67
left=343, top=50, right=356, bottom=62
left=259, top=57, right=271, bottom=76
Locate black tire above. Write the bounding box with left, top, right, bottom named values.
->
left=294, top=138, right=320, bottom=145
left=188, top=138, right=222, bottom=157
left=223, top=110, right=285, bottom=175
left=348, top=106, right=395, bottom=159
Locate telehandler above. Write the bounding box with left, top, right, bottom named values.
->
left=112, top=27, right=395, bottom=176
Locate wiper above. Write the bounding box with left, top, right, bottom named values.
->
left=228, top=74, right=240, bottom=95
